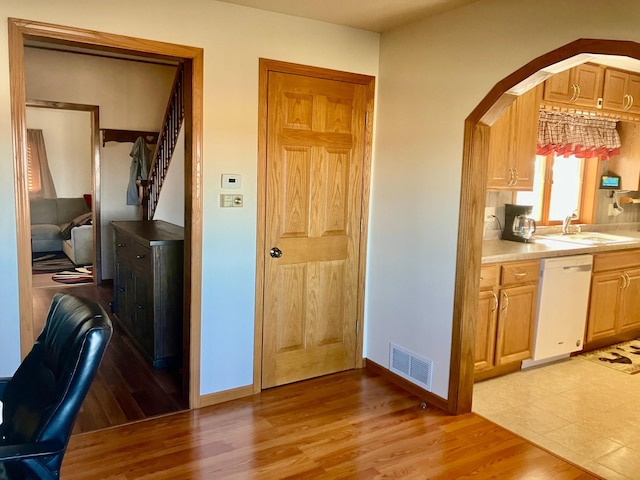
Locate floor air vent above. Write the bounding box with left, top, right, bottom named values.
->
left=389, top=343, right=433, bottom=391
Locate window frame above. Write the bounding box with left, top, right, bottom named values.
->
left=515, top=153, right=599, bottom=226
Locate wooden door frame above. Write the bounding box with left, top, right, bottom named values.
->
left=26, top=100, right=102, bottom=284
left=450, top=39, right=640, bottom=415
left=253, top=59, right=375, bottom=391
left=8, top=18, right=204, bottom=408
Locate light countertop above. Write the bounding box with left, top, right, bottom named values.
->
left=482, top=229, right=640, bottom=264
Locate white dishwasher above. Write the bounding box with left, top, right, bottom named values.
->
left=527, top=254, right=593, bottom=363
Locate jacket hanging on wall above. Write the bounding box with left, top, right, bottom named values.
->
left=126, top=136, right=152, bottom=205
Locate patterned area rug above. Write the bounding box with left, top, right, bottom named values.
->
left=52, top=266, right=93, bottom=285
left=32, top=251, right=75, bottom=274
left=580, top=338, right=640, bottom=374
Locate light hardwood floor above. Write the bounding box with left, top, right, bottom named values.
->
left=61, top=369, right=597, bottom=479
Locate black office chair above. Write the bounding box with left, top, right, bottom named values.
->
left=0, top=293, right=112, bottom=480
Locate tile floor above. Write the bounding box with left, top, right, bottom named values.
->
left=473, top=356, right=640, bottom=480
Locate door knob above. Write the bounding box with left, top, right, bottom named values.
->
left=270, top=247, right=282, bottom=258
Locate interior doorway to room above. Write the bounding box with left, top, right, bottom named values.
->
left=27, top=101, right=101, bottom=290
left=8, top=18, right=204, bottom=431
left=450, top=39, right=640, bottom=416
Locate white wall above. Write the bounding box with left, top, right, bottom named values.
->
left=26, top=107, right=92, bottom=197
left=24, top=48, right=176, bottom=279
left=0, top=1, right=380, bottom=391
left=153, top=125, right=185, bottom=227
left=368, top=0, right=640, bottom=398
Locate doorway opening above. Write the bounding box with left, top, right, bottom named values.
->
left=451, top=39, right=640, bottom=410
left=27, top=101, right=101, bottom=289
left=8, top=18, right=204, bottom=430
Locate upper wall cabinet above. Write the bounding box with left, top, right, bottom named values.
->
left=543, top=63, right=605, bottom=108
left=602, top=69, right=640, bottom=114
left=608, top=121, right=640, bottom=191
left=487, top=84, right=543, bottom=191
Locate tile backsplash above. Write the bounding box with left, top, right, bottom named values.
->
left=483, top=190, right=640, bottom=240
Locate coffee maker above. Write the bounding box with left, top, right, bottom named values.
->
left=503, top=204, right=536, bottom=243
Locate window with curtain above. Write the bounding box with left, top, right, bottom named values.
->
left=516, top=110, right=611, bottom=225
left=27, top=129, right=57, bottom=199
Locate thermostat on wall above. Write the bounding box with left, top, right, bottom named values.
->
left=221, top=174, right=241, bottom=189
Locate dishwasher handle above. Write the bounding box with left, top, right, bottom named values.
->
left=562, top=265, right=592, bottom=273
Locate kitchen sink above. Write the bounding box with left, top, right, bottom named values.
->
left=537, top=232, right=637, bottom=245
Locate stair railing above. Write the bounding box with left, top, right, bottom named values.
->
left=143, top=63, right=185, bottom=220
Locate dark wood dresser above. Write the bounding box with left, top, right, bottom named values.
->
left=111, top=220, right=183, bottom=369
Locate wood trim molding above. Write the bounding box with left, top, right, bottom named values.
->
left=8, top=18, right=204, bottom=409
left=9, top=19, right=33, bottom=358
left=199, top=384, right=255, bottom=408
left=254, top=59, right=375, bottom=390
left=450, top=38, right=640, bottom=415
left=365, top=359, right=448, bottom=412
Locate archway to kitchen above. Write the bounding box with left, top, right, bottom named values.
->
left=450, top=38, right=640, bottom=414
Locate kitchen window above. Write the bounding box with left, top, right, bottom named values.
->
left=515, top=154, right=598, bottom=225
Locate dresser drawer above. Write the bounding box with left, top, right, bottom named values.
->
left=114, top=230, right=131, bottom=262
left=132, top=241, right=152, bottom=274
left=501, top=260, right=540, bottom=286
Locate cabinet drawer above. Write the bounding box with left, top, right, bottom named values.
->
left=479, top=264, right=500, bottom=290
left=132, top=242, right=152, bottom=273
left=501, top=260, right=539, bottom=286
left=114, top=230, right=131, bottom=262
left=593, top=249, right=640, bottom=273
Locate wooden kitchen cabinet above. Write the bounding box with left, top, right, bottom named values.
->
left=495, top=283, right=538, bottom=366
left=475, top=265, right=499, bottom=372
left=607, top=121, right=640, bottom=191
left=543, top=63, right=604, bottom=108
left=586, top=250, right=640, bottom=345
left=602, top=68, right=640, bottom=114
left=112, top=220, right=184, bottom=369
left=475, top=261, right=539, bottom=380
left=486, top=84, right=542, bottom=191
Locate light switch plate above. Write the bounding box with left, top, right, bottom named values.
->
left=220, top=194, right=243, bottom=207
left=221, top=174, right=241, bottom=189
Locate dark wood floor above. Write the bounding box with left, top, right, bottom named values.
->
left=32, top=279, right=185, bottom=434
left=61, top=370, right=597, bottom=479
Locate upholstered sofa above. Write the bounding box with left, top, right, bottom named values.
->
left=30, top=197, right=93, bottom=265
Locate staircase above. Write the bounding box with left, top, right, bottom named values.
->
left=143, top=64, right=185, bottom=221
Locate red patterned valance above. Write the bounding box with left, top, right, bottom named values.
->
left=537, top=110, right=621, bottom=160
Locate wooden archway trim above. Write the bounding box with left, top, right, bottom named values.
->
left=450, top=38, right=640, bottom=415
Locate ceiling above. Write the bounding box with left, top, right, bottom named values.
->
left=216, top=0, right=480, bottom=32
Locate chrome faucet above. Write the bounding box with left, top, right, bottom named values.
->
left=562, top=211, right=580, bottom=234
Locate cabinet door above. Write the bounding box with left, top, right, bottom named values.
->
left=572, top=64, right=605, bottom=107
left=586, top=271, right=622, bottom=342
left=543, top=68, right=574, bottom=103
left=626, top=74, right=640, bottom=114
left=543, top=64, right=603, bottom=107
left=486, top=104, right=514, bottom=189
left=114, top=262, right=131, bottom=328
left=608, top=122, right=640, bottom=191
left=132, top=273, right=154, bottom=358
left=619, top=268, right=640, bottom=333
left=510, top=85, right=542, bottom=190
left=495, top=284, right=537, bottom=365
left=475, top=289, right=499, bottom=372
left=602, top=69, right=630, bottom=111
